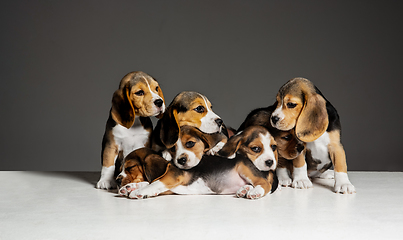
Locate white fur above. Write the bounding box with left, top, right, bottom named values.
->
left=199, top=95, right=221, bottom=133
left=161, top=150, right=172, bottom=161
left=145, top=79, right=165, bottom=115
left=307, top=132, right=332, bottom=178
left=96, top=166, right=116, bottom=189
left=247, top=185, right=265, bottom=199
left=112, top=118, right=150, bottom=158
left=174, top=138, right=200, bottom=169
left=292, top=162, right=313, bottom=189
left=206, top=141, right=225, bottom=155
left=236, top=185, right=253, bottom=198
left=334, top=172, right=356, bottom=194
left=119, top=182, right=149, bottom=197
left=171, top=178, right=215, bottom=195
left=130, top=180, right=168, bottom=199
left=276, top=167, right=292, bottom=186
left=271, top=104, right=288, bottom=129
left=253, top=133, right=277, bottom=171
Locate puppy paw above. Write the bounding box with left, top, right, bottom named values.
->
left=276, top=168, right=292, bottom=187
left=129, top=188, right=158, bottom=199
left=292, top=177, right=313, bottom=189
left=119, top=182, right=149, bottom=197
left=319, top=170, right=334, bottom=179
left=246, top=185, right=265, bottom=200
left=278, top=176, right=292, bottom=187
left=236, top=185, right=254, bottom=198
left=162, top=150, right=172, bottom=161
left=206, top=141, right=226, bottom=156
left=334, top=183, right=356, bottom=194
left=96, top=179, right=117, bottom=190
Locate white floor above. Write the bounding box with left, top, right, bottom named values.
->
left=0, top=171, right=402, bottom=240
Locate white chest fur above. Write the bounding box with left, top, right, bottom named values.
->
left=306, top=131, right=331, bottom=177
left=112, top=118, right=150, bottom=158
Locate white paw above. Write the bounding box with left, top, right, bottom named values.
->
left=162, top=150, right=172, bottom=161
left=334, top=172, right=356, bottom=194
left=96, top=166, right=117, bottom=189
left=206, top=141, right=226, bottom=156
left=236, top=185, right=254, bottom=198
left=246, top=185, right=265, bottom=199
left=292, top=177, right=313, bottom=189
left=279, top=177, right=292, bottom=187
left=319, top=169, right=334, bottom=179
left=129, top=188, right=158, bottom=199
left=277, top=167, right=292, bottom=187
left=119, top=182, right=149, bottom=197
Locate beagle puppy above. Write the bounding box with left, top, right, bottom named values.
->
left=116, top=125, right=224, bottom=190
left=270, top=77, right=355, bottom=194
left=151, top=91, right=226, bottom=159
left=238, top=104, right=310, bottom=188
left=96, top=71, right=165, bottom=190
left=119, top=126, right=278, bottom=200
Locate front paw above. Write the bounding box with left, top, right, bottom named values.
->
left=292, top=177, right=313, bottom=189
left=96, top=178, right=117, bottom=190
left=119, top=182, right=149, bottom=197
left=246, top=185, right=265, bottom=199
left=236, top=185, right=254, bottom=198
left=129, top=188, right=158, bottom=199
left=334, top=182, right=356, bottom=194
left=206, top=141, right=225, bottom=156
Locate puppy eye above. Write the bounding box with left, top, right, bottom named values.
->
left=250, top=146, right=261, bottom=153
left=282, top=134, right=292, bottom=141
left=156, top=86, right=159, bottom=92
left=271, top=145, right=277, bottom=151
left=286, top=103, right=297, bottom=108
left=185, top=141, right=196, bottom=148
left=135, top=90, right=144, bottom=96
left=194, top=106, right=205, bottom=113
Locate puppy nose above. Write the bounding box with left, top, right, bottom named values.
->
left=215, top=118, right=223, bottom=127
left=177, top=157, right=187, bottom=166
left=271, top=116, right=279, bottom=124
left=297, top=144, right=305, bottom=153
left=154, top=99, right=163, bottom=108
left=265, top=160, right=274, bottom=167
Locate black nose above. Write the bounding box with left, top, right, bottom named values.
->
left=177, top=157, right=187, bottom=166
left=297, top=144, right=305, bottom=153
left=265, top=160, right=274, bottom=167
left=154, top=99, right=163, bottom=108
left=271, top=116, right=279, bottom=124
left=215, top=118, right=223, bottom=127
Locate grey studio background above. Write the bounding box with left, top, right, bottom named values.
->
left=1, top=1, right=402, bottom=172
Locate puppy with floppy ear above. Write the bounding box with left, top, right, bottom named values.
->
left=151, top=91, right=227, bottom=159
left=97, top=71, right=165, bottom=190
left=271, top=77, right=355, bottom=194
left=238, top=104, right=310, bottom=188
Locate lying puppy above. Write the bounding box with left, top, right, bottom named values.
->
left=116, top=125, right=224, bottom=190
left=151, top=91, right=227, bottom=159
left=270, top=77, right=355, bottom=194
left=97, top=71, right=165, bottom=190
left=238, top=104, right=310, bottom=188
left=119, top=126, right=278, bottom=199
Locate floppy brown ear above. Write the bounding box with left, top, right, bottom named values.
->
left=111, top=85, right=136, bottom=128
left=295, top=93, right=328, bottom=142
left=191, top=127, right=227, bottom=152
left=159, top=108, right=180, bottom=149
left=143, top=154, right=169, bottom=182
left=217, top=133, right=244, bottom=157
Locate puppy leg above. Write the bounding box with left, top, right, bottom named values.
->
left=119, top=182, right=150, bottom=197
left=291, top=154, right=313, bottom=189
left=97, top=144, right=119, bottom=189
left=236, top=185, right=254, bottom=198
left=328, top=131, right=355, bottom=194
left=236, top=163, right=272, bottom=199
left=276, top=157, right=292, bottom=187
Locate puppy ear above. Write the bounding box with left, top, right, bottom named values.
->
left=295, top=93, right=328, bottom=142
left=217, top=133, right=244, bottom=157
left=268, top=170, right=279, bottom=194
left=143, top=154, right=169, bottom=182
left=160, top=108, right=180, bottom=149
left=111, top=85, right=136, bottom=128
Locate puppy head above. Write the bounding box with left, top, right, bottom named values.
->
left=111, top=71, right=165, bottom=128
left=167, top=126, right=225, bottom=169
left=273, top=128, right=306, bottom=160
left=270, top=77, right=328, bottom=142
left=218, top=126, right=278, bottom=171
left=160, top=91, right=223, bottom=148
left=116, top=148, right=169, bottom=188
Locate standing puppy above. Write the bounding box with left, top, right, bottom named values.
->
left=97, top=71, right=165, bottom=189
left=270, top=77, right=355, bottom=194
